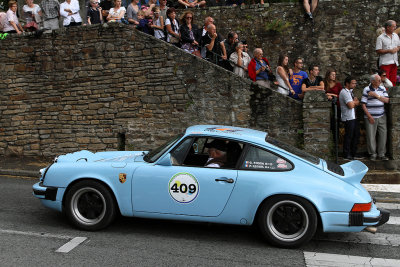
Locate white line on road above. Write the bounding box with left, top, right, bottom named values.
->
left=55, top=237, right=87, bottom=253
left=376, top=203, right=400, bottom=210
left=387, top=216, right=400, bottom=225
left=304, top=252, right=400, bottom=267
left=363, top=184, right=400, bottom=193
left=316, top=232, right=400, bottom=247
left=0, top=229, right=71, bottom=240
left=0, top=228, right=87, bottom=253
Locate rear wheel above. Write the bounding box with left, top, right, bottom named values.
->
left=65, top=180, right=117, bottom=231
left=258, top=195, right=317, bottom=248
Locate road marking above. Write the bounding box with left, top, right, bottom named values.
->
left=55, top=237, right=87, bottom=253
left=387, top=216, right=400, bottom=225
left=363, top=184, right=400, bottom=193
left=0, top=229, right=87, bottom=253
left=0, top=229, right=71, bottom=240
left=304, top=252, right=400, bottom=267
left=376, top=203, right=400, bottom=210
left=316, top=232, right=400, bottom=247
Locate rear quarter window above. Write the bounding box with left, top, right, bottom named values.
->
left=241, top=146, right=293, bottom=171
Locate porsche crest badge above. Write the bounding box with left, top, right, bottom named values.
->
left=119, top=173, right=127, bottom=184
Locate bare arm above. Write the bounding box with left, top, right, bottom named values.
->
left=362, top=103, right=375, bottom=124
left=346, top=97, right=359, bottom=109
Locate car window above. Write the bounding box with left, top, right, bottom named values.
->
left=171, top=137, right=193, bottom=166
left=241, top=145, right=293, bottom=171
left=266, top=136, right=320, bottom=165
left=172, top=136, right=244, bottom=169
left=144, top=134, right=183, bottom=163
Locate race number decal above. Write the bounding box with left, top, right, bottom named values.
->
left=168, top=172, right=199, bottom=204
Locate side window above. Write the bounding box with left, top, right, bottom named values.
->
left=241, top=146, right=292, bottom=171
left=171, top=138, right=193, bottom=166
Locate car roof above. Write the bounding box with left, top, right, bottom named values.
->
left=185, top=125, right=268, bottom=145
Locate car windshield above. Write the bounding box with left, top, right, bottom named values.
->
left=266, top=136, right=320, bottom=165
left=143, top=134, right=183, bottom=163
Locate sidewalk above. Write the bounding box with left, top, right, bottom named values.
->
left=0, top=156, right=399, bottom=184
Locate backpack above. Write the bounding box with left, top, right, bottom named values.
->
left=0, top=12, right=7, bottom=32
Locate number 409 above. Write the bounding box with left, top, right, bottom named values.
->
left=171, top=183, right=196, bottom=194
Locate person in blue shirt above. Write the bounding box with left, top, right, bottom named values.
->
left=289, top=57, right=308, bottom=100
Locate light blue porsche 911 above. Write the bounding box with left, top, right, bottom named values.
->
left=32, top=125, right=389, bottom=248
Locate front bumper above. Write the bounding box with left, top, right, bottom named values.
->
left=349, top=208, right=390, bottom=227
left=32, top=182, right=58, bottom=201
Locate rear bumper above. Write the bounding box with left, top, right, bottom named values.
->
left=349, top=208, right=390, bottom=227
left=32, top=182, right=58, bottom=201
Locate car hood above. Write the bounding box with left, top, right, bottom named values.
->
left=55, top=150, right=148, bottom=163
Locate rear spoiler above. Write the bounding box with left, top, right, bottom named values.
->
left=340, top=160, right=369, bottom=184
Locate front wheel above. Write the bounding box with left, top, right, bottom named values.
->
left=65, top=180, right=117, bottom=231
left=258, top=195, right=318, bottom=248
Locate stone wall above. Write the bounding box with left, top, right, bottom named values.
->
left=0, top=23, right=302, bottom=157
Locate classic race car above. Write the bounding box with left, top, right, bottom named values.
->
left=33, top=125, right=389, bottom=248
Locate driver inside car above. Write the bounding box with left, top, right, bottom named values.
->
left=204, top=140, right=227, bottom=168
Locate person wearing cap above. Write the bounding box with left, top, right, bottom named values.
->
left=204, top=140, right=227, bottom=168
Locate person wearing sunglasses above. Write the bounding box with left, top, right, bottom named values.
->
left=179, top=10, right=201, bottom=57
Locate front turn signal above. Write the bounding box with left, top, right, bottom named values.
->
left=351, top=202, right=372, bottom=212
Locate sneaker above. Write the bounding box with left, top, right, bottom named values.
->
left=353, top=155, right=365, bottom=160
left=379, top=156, right=389, bottom=161
left=370, top=155, right=377, bottom=161
left=344, top=156, right=354, bottom=160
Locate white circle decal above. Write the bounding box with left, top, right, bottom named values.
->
left=168, top=172, right=199, bottom=203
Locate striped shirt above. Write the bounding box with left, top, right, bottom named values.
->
left=361, top=85, right=389, bottom=118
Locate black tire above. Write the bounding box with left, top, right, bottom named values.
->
left=257, top=195, right=318, bottom=248
left=65, top=180, right=117, bottom=231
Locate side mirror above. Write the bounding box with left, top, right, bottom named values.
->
left=156, top=153, right=172, bottom=166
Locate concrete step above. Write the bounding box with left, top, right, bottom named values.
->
left=362, top=170, right=400, bottom=184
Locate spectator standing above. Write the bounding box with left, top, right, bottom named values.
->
left=222, top=31, right=238, bottom=71
left=275, top=54, right=295, bottom=96
left=303, top=0, right=318, bottom=20
left=301, top=64, right=324, bottom=96
left=100, top=0, right=113, bottom=19
left=289, top=57, right=308, bottom=100
left=40, top=0, right=60, bottom=30
left=248, top=48, right=272, bottom=89
left=23, top=0, right=42, bottom=31
left=199, top=16, right=214, bottom=58
left=159, top=0, right=168, bottom=22
left=179, top=10, right=201, bottom=57
left=165, top=7, right=180, bottom=47
left=136, top=10, right=151, bottom=34
left=107, top=0, right=126, bottom=22
left=361, top=74, right=390, bottom=161
left=151, top=6, right=164, bottom=39
left=178, top=0, right=206, bottom=8
left=87, top=0, right=103, bottom=25
left=339, top=76, right=360, bottom=160
left=201, top=24, right=227, bottom=65
left=229, top=42, right=251, bottom=78
left=127, top=0, right=140, bottom=25
left=3, top=1, right=24, bottom=34
left=226, top=0, right=244, bottom=6
left=141, top=0, right=156, bottom=20
left=60, top=0, right=82, bottom=27
left=376, top=20, right=400, bottom=86
left=378, top=69, right=393, bottom=90
left=323, top=68, right=342, bottom=100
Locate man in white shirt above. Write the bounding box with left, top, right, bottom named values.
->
left=376, top=20, right=400, bottom=86
left=229, top=42, right=251, bottom=78
left=361, top=74, right=390, bottom=161
left=339, top=76, right=360, bottom=160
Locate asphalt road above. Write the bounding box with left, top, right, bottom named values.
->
left=1, top=175, right=400, bottom=266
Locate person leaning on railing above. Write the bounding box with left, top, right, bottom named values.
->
left=3, top=1, right=24, bottom=34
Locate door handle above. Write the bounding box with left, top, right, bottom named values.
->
left=215, top=178, right=234, bottom=183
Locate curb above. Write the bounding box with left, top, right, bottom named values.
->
left=0, top=169, right=38, bottom=178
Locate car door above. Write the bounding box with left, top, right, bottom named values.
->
left=131, top=137, right=239, bottom=217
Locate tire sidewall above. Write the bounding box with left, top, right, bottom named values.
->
left=258, top=195, right=318, bottom=248
left=65, top=180, right=116, bottom=231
